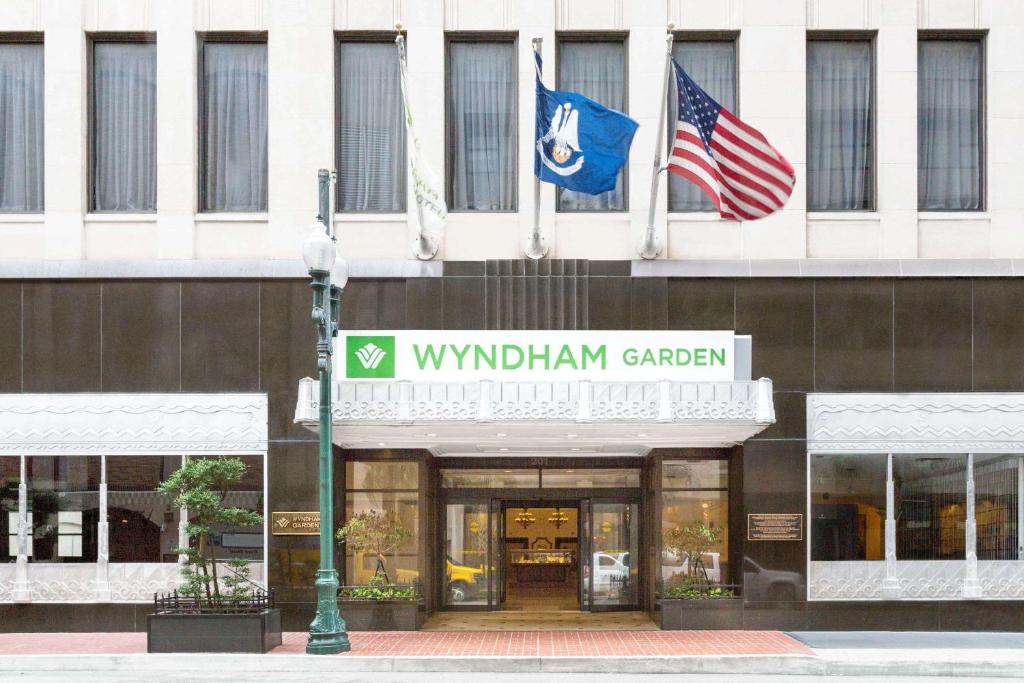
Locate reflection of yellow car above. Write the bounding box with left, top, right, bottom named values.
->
left=446, top=557, right=485, bottom=602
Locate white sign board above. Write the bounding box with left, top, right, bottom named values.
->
left=335, top=330, right=736, bottom=382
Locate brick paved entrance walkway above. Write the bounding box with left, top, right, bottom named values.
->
left=0, top=630, right=812, bottom=657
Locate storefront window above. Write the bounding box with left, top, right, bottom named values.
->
left=663, top=460, right=727, bottom=489
left=542, top=469, right=639, bottom=488
left=189, top=455, right=264, bottom=563
left=345, top=460, right=419, bottom=586
left=27, top=457, right=100, bottom=563
left=441, top=469, right=539, bottom=488
left=347, top=461, right=418, bottom=490
left=661, top=459, right=729, bottom=586
left=1, top=457, right=17, bottom=561
left=107, top=456, right=182, bottom=562
left=975, top=454, right=1020, bottom=560
left=810, top=454, right=886, bottom=561
left=894, top=454, right=966, bottom=560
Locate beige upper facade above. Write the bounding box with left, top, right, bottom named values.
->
left=0, top=0, right=1021, bottom=264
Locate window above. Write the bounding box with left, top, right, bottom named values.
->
left=199, top=39, right=267, bottom=212
left=344, top=460, right=419, bottom=585
left=106, top=456, right=181, bottom=562
left=336, top=40, right=406, bottom=212
left=975, top=454, right=1019, bottom=560
left=918, top=37, right=983, bottom=210
left=90, top=38, right=157, bottom=212
left=894, top=454, right=966, bottom=560
left=668, top=39, right=736, bottom=212
left=810, top=454, right=886, bottom=561
left=0, top=40, right=43, bottom=212
left=661, top=459, right=730, bottom=586
left=1, top=457, right=17, bottom=561
left=447, top=38, right=516, bottom=211
left=557, top=38, right=627, bottom=211
left=441, top=469, right=539, bottom=488
left=542, top=468, right=639, bottom=488
left=27, top=457, right=100, bottom=563
left=807, top=39, right=874, bottom=210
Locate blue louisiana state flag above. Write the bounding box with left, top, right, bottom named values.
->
left=534, top=53, right=639, bottom=195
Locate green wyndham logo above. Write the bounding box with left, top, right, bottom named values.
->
left=346, top=336, right=396, bottom=378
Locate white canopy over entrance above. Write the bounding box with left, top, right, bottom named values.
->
left=294, top=378, right=775, bottom=456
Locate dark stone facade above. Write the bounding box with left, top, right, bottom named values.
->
left=2, top=261, right=1024, bottom=631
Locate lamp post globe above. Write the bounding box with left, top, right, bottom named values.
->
left=302, top=221, right=336, bottom=274
left=330, top=257, right=349, bottom=292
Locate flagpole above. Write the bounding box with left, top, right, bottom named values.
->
left=524, top=36, right=549, bottom=260
left=396, top=25, right=440, bottom=260
left=638, top=24, right=675, bottom=260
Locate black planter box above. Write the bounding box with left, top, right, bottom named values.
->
left=147, top=609, right=282, bottom=653
left=659, top=598, right=744, bottom=630
left=339, top=600, right=422, bottom=631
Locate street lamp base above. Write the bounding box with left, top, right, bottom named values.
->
left=306, top=632, right=351, bottom=655
left=306, top=569, right=351, bottom=655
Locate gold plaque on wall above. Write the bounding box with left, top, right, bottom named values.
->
left=747, top=513, right=803, bottom=541
left=271, top=511, right=320, bottom=535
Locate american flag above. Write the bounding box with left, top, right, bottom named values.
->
left=667, top=60, right=795, bottom=221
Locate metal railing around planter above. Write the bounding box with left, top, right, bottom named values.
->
left=153, top=588, right=276, bottom=615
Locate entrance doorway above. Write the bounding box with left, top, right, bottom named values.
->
left=503, top=503, right=579, bottom=611
left=443, top=494, right=640, bottom=612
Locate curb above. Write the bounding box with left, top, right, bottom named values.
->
left=1, top=652, right=1023, bottom=677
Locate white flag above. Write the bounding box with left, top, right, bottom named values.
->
left=397, top=36, right=447, bottom=240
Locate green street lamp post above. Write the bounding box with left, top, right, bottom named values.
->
left=302, top=168, right=351, bottom=655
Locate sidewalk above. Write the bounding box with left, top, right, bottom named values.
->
left=0, top=630, right=1022, bottom=677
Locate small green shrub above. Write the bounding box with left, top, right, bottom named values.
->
left=338, top=574, right=419, bottom=601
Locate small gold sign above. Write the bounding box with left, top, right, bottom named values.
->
left=747, top=513, right=803, bottom=541
left=271, top=511, right=320, bottom=536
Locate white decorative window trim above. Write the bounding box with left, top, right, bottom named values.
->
left=807, top=393, right=1024, bottom=454
left=807, top=392, right=1024, bottom=601
left=0, top=393, right=268, bottom=456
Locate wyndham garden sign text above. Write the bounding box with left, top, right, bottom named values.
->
left=337, top=331, right=736, bottom=382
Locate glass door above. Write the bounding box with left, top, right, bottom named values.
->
left=579, top=497, right=592, bottom=609
left=489, top=497, right=505, bottom=609
left=587, top=501, right=640, bottom=610
left=444, top=501, right=490, bottom=607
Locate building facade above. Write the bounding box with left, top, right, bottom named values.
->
left=2, top=0, right=1024, bottom=632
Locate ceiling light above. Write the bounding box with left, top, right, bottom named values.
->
left=426, top=433, right=437, bottom=437
left=377, top=442, right=386, bottom=447
left=566, top=433, right=577, bottom=439
left=496, top=433, right=507, bottom=437
left=499, top=447, right=509, bottom=451
left=637, top=433, right=648, bottom=438
left=570, top=448, right=580, bottom=452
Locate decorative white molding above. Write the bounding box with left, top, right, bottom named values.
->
left=808, top=560, right=1022, bottom=601
left=0, top=393, right=268, bottom=456
left=296, top=378, right=775, bottom=454
left=807, top=393, right=1024, bottom=454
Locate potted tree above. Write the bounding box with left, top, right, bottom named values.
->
left=148, top=457, right=281, bottom=653
left=336, top=509, right=421, bottom=630
left=658, top=520, right=742, bottom=630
